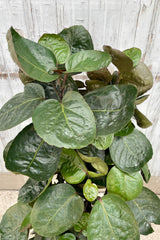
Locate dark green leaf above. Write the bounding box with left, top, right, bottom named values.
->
left=0, top=83, right=45, bottom=130
left=74, top=212, right=90, bottom=232
left=6, top=124, right=61, bottom=181
left=18, top=178, right=48, bottom=203
left=31, top=184, right=84, bottom=237
left=110, top=129, right=153, bottom=173
left=127, top=187, right=160, bottom=235
left=38, top=34, right=70, bottom=64
left=85, top=80, right=106, bottom=91
left=120, top=62, right=153, bottom=96
left=87, top=67, right=112, bottom=83
left=20, top=211, right=31, bottom=232
left=106, top=166, right=143, bottom=201
left=3, top=140, right=13, bottom=162
left=60, top=149, right=87, bottom=184
left=74, top=80, right=85, bottom=89
left=134, top=108, right=152, bottom=128
left=87, top=194, right=140, bottom=240
left=65, top=50, right=111, bottom=73
left=105, top=150, right=114, bottom=165
left=85, top=85, right=137, bottom=135
left=135, top=95, right=149, bottom=105
left=83, top=179, right=98, bottom=201
left=79, top=145, right=105, bottom=161
left=114, top=121, right=135, bottom=137
left=103, top=45, right=133, bottom=72
left=91, top=175, right=106, bottom=188
left=141, top=164, right=151, bottom=183
left=33, top=91, right=96, bottom=148
left=59, top=233, right=76, bottom=240
left=59, top=25, right=94, bottom=54
left=0, top=202, right=31, bottom=240
left=7, top=27, right=58, bottom=82
left=123, top=47, right=141, bottom=67
left=92, top=134, right=114, bottom=150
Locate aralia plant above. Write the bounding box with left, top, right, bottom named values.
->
left=0, top=25, right=159, bottom=240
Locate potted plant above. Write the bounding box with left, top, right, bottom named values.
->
left=0, top=25, right=159, bottom=240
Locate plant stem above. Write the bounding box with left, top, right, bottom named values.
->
left=38, top=176, right=53, bottom=197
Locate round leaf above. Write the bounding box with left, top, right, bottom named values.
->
left=65, top=50, right=111, bottom=73
left=0, top=202, right=31, bottom=240
left=85, top=84, right=137, bottom=135
left=38, top=34, right=71, bottom=64
left=123, top=47, right=141, bottom=67
left=33, top=91, right=96, bottom=148
left=106, top=166, right=143, bottom=201
left=6, top=124, right=62, bottom=181
left=83, top=179, right=98, bottom=201
left=127, top=187, right=160, bottom=235
left=31, top=184, right=84, bottom=237
left=60, top=149, right=87, bottom=184
left=59, top=233, right=76, bottom=240
left=92, top=134, right=114, bottom=150
left=87, top=194, right=140, bottom=240
left=109, top=129, right=153, bottom=173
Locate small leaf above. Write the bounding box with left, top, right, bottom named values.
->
left=66, top=50, right=111, bottom=73
left=141, top=164, right=151, bottom=183
left=87, top=67, right=112, bottom=83
left=87, top=194, right=140, bottom=240
left=123, top=47, right=141, bottom=67
left=134, top=108, right=152, bottom=128
left=59, top=233, right=76, bottom=240
left=38, top=34, right=71, bottom=64
left=7, top=27, right=58, bottom=82
left=110, top=129, right=153, bottom=173
left=6, top=124, right=61, bottom=181
left=85, top=85, right=137, bottom=136
left=106, top=166, right=143, bottom=201
left=79, top=145, right=105, bottom=161
left=20, top=211, right=31, bottom=232
left=127, top=187, right=160, bottom=235
left=18, top=178, right=48, bottom=203
left=83, top=179, right=98, bottom=201
left=60, top=149, right=87, bottom=184
left=103, top=45, right=133, bottom=72
left=59, top=25, right=94, bottom=54
left=0, top=83, right=45, bottom=130
left=0, top=202, right=31, bottom=240
left=92, top=134, right=114, bottom=150
left=85, top=80, right=106, bottom=91
left=135, top=95, right=149, bottom=105
left=31, top=184, right=84, bottom=237
left=74, top=212, right=90, bottom=232
left=33, top=91, right=96, bottom=148
left=114, top=121, right=135, bottom=137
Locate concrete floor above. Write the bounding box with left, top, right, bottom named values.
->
left=0, top=173, right=160, bottom=240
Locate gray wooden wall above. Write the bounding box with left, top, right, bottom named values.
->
left=0, top=0, right=160, bottom=175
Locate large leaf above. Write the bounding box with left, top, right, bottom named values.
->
left=65, top=50, right=111, bottom=73
left=92, top=134, right=114, bottom=150
left=85, top=85, right=137, bottom=135
left=0, top=83, right=45, bottom=130
left=127, top=187, right=160, bottom=235
left=38, top=34, right=70, bottom=64
left=123, top=47, right=141, bottom=67
left=33, top=91, right=96, bottom=148
left=87, top=194, right=140, bottom=240
left=59, top=25, right=94, bottom=54
left=106, top=166, right=143, bottom=201
left=0, top=202, right=31, bottom=240
left=103, top=45, right=133, bottom=72
left=83, top=179, right=98, bottom=201
left=120, top=62, right=153, bottom=96
left=7, top=27, right=58, bottom=82
left=134, top=108, right=152, bottom=128
left=109, top=129, right=153, bottom=173
left=31, top=184, right=84, bottom=237
left=60, top=149, right=87, bottom=184
left=6, top=124, right=61, bottom=181
left=18, top=178, right=48, bottom=203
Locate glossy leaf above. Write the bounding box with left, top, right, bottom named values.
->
left=59, top=25, right=94, bottom=54
left=127, top=187, right=160, bottom=235
left=0, top=202, right=31, bottom=240
left=87, top=67, right=112, bottom=83
left=65, top=50, right=111, bottom=73
left=6, top=124, right=61, bottom=181
left=20, top=211, right=31, bottom=232
left=7, top=27, right=58, bottom=82
left=83, top=179, right=98, bottom=201
left=110, top=129, right=153, bottom=173
left=123, top=47, right=141, bottom=67
left=85, top=84, right=137, bottom=135
left=31, top=184, right=84, bottom=237
left=60, top=149, right=87, bottom=184
left=59, top=233, right=76, bottom=240
left=106, top=166, right=143, bottom=201
left=141, top=164, right=151, bottom=183
left=3, top=140, right=13, bottom=162
left=87, top=194, right=140, bottom=240
left=74, top=212, right=90, bottom=233
left=135, top=95, right=149, bottom=105
left=33, top=91, right=96, bottom=148
left=92, top=134, right=114, bottom=150
left=0, top=83, right=45, bottom=130
left=134, top=108, right=152, bottom=128
left=18, top=178, right=47, bottom=203
left=103, top=45, right=133, bottom=72
left=79, top=145, right=105, bottom=161
left=120, top=62, right=153, bottom=96
left=38, top=34, right=70, bottom=64
left=114, top=121, right=135, bottom=137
